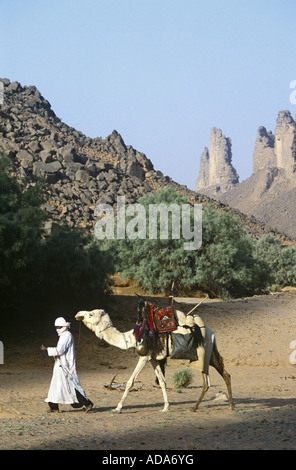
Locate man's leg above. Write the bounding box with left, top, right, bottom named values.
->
left=48, top=402, right=59, bottom=412
left=72, top=389, right=93, bottom=412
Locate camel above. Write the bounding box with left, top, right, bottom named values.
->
left=75, top=307, right=234, bottom=413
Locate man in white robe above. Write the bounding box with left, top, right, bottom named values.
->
left=41, top=317, right=93, bottom=413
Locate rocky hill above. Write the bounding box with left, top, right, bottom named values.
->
left=195, top=111, right=296, bottom=239
left=0, top=78, right=290, bottom=242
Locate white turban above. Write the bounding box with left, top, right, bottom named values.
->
left=55, top=317, right=71, bottom=329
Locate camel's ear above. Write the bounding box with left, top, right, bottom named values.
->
left=92, top=309, right=104, bottom=316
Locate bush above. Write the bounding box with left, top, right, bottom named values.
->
left=172, top=368, right=194, bottom=389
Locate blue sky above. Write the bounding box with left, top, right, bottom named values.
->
left=1, top=0, right=296, bottom=190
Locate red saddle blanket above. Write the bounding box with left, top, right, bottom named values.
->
left=151, top=305, right=177, bottom=334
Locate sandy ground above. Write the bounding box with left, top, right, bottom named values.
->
left=1, top=289, right=296, bottom=452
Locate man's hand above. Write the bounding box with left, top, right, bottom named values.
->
left=40, top=344, right=47, bottom=351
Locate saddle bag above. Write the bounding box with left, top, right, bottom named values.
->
left=151, top=306, right=178, bottom=334
left=171, top=324, right=204, bottom=361
left=171, top=332, right=198, bottom=361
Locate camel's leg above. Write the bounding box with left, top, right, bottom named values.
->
left=221, top=368, right=234, bottom=410
left=113, top=356, right=150, bottom=413
left=191, top=372, right=210, bottom=412
left=155, top=358, right=166, bottom=386
left=210, top=342, right=235, bottom=410
left=150, top=358, right=169, bottom=412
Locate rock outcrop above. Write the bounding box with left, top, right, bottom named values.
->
left=252, top=126, right=276, bottom=173
left=195, top=147, right=209, bottom=191
left=195, top=127, right=239, bottom=195
left=274, top=110, right=296, bottom=174
left=197, top=110, right=296, bottom=239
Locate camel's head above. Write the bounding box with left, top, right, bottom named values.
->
left=75, top=309, right=113, bottom=338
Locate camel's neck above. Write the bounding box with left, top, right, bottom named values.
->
left=100, top=326, right=136, bottom=350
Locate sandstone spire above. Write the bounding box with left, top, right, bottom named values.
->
left=195, top=147, right=209, bottom=190
left=274, top=110, right=296, bottom=175
left=252, top=126, right=276, bottom=173
left=195, top=127, right=239, bottom=194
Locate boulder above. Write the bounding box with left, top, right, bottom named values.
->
left=33, top=160, right=62, bottom=183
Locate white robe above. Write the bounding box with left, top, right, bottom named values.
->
left=45, top=330, right=87, bottom=405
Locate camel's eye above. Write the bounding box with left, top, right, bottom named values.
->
left=89, top=313, right=93, bottom=317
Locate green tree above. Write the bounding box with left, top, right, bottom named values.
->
left=36, top=225, right=114, bottom=312
left=105, top=188, right=199, bottom=294
left=194, top=205, right=267, bottom=298
left=0, top=153, right=46, bottom=309
left=105, top=188, right=266, bottom=298
left=0, top=153, right=114, bottom=329
left=254, top=234, right=296, bottom=289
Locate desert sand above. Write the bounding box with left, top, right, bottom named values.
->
left=1, top=289, right=296, bottom=451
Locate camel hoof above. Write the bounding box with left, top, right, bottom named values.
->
left=112, top=407, right=122, bottom=413
left=190, top=406, right=197, bottom=413
left=161, top=407, right=169, bottom=413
